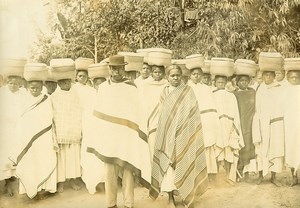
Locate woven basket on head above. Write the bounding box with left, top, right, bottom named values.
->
left=210, top=58, right=234, bottom=77
left=258, top=52, right=283, bottom=71
left=185, top=54, right=204, bottom=70
left=235, top=59, right=258, bottom=77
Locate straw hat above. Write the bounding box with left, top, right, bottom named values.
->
left=185, top=54, right=204, bottom=70
left=107, top=55, right=127, bottom=66
left=0, top=58, right=27, bottom=77
left=203, top=60, right=211, bottom=74
left=49, top=58, right=76, bottom=80
left=75, top=57, right=94, bottom=70
left=258, top=52, right=283, bottom=71
left=117, top=52, right=144, bottom=71
left=210, top=58, right=234, bottom=77
left=24, top=63, right=48, bottom=81
left=284, top=58, right=300, bottom=71
left=147, top=48, right=172, bottom=66
left=235, top=59, right=258, bottom=77
left=88, top=62, right=110, bottom=79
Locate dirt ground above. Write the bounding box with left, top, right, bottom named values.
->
left=0, top=169, right=299, bottom=208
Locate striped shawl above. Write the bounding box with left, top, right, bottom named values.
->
left=150, top=83, right=208, bottom=207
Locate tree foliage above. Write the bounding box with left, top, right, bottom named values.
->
left=30, top=0, right=300, bottom=64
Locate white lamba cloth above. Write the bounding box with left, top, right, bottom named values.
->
left=185, top=54, right=204, bottom=70
left=24, top=63, right=48, bottom=81
left=88, top=63, right=110, bottom=79
left=235, top=59, right=258, bottom=77
left=0, top=59, right=27, bottom=77
left=284, top=58, right=300, bottom=71
left=117, top=52, right=144, bottom=72
left=258, top=52, right=283, bottom=71
left=210, top=58, right=234, bottom=77
left=147, top=48, right=172, bottom=66
left=75, top=57, right=94, bottom=70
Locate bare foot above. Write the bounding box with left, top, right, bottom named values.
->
left=256, top=176, right=263, bottom=185
left=57, top=182, right=64, bottom=193
left=271, top=178, right=282, bottom=187
left=290, top=177, right=298, bottom=187
left=225, top=178, right=236, bottom=186
left=70, top=179, right=81, bottom=191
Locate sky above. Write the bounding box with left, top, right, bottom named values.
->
left=0, top=0, right=52, bottom=60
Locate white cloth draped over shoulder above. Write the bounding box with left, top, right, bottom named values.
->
left=252, top=82, right=284, bottom=176
left=187, top=80, right=221, bottom=174
left=87, top=79, right=152, bottom=188
left=212, top=89, right=244, bottom=181
left=77, top=85, right=105, bottom=194
left=283, top=84, right=300, bottom=172
left=0, top=87, right=24, bottom=180
left=11, top=94, right=57, bottom=198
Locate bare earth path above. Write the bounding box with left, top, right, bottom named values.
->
left=1, top=169, right=299, bottom=208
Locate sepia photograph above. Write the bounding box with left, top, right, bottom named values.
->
left=0, top=0, right=300, bottom=207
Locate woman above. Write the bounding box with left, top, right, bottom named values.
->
left=233, top=75, right=256, bottom=182
left=150, top=65, right=208, bottom=208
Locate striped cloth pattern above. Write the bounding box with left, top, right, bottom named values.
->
left=150, top=83, right=208, bottom=207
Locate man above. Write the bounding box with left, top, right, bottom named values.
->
left=252, top=71, right=284, bottom=186
left=283, top=70, right=300, bottom=186
left=87, top=55, right=151, bottom=208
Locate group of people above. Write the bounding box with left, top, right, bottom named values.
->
left=0, top=53, right=300, bottom=208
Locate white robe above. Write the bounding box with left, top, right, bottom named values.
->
left=283, top=84, right=300, bottom=172
left=252, top=82, right=284, bottom=176
left=187, top=80, right=221, bottom=174
left=0, top=87, right=24, bottom=180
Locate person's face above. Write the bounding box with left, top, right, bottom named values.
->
left=190, top=69, right=202, bottom=84
left=28, top=81, right=43, bottom=97
left=215, top=77, right=227, bottom=89
left=7, top=77, right=19, bottom=93
left=256, top=72, right=263, bottom=84
left=275, top=70, right=285, bottom=82
left=58, top=79, right=72, bottom=91
left=262, top=71, right=275, bottom=85
left=93, top=77, right=106, bottom=90
left=44, top=81, right=57, bottom=95
left=237, top=76, right=250, bottom=90
left=109, top=65, right=125, bottom=82
left=168, top=69, right=182, bottom=87
left=202, top=73, right=211, bottom=85
left=287, top=71, right=300, bottom=85
left=152, top=66, right=164, bottom=81
left=141, top=64, right=151, bottom=79
left=76, top=71, right=88, bottom=84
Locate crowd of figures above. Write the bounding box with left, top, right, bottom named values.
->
left=0, top=53, right=300, bottom=208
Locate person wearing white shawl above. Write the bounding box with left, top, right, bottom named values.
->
left=252, top=71, right=284, bottom=186
left=212, top=75, right=244, bottom=184
left=12, top=80, right=57, bottom=199
left=283, top=70, right=300, bottom=186
left=0, top=76, right=24, bottom=196
left=87, top=55, right=152, bottom=208
left=187, top=68, right=221, bottom=180
left=139, top=65, right=168, bottom=160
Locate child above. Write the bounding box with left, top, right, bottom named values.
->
left=13, top=80, right=57, bottom=199
left=51, top=78, right=82, bottom=192
left=0, top=75, right=23, bottom=196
